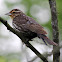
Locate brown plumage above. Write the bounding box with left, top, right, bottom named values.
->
left=6, top=9, right=58, bottom=46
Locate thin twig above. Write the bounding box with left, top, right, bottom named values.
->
left=29, top=56, right=38, bottom=62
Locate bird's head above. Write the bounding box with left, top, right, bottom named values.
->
left=5, top=9, right=22, bottom=19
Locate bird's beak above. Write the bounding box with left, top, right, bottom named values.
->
left=5, top=13, right=12, bottom=16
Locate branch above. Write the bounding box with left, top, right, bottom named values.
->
left=0, top=17, right=48, bottom=62
left=48, top=0, right=60, bottom=62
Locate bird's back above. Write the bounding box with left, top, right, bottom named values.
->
left=13, top=14, right=47, bottom=35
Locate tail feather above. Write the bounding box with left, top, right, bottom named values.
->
left=38, top=34, right=58, bottom=46
left=42, top=38, right=47, bottom=45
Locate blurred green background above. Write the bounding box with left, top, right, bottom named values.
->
left=0, top=0, right=62, bottom=62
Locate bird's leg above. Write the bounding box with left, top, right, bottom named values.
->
left=24, top=38, right=30, bottom=47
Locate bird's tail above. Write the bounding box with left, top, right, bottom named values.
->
left=38, top=34, right=58, bottom=46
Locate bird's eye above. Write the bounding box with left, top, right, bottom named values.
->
left=12, top=12, right=15, bottom=13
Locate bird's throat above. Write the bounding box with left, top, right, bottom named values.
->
left=9, top=15, right=15, bottom=19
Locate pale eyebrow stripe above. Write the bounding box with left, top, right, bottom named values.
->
left=12, top=11, right=21, bottom=12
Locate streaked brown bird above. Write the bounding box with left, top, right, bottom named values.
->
left=6, top=9, right=58, bottom=46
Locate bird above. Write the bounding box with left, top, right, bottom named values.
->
left=5, top=9, right=58, bottom=46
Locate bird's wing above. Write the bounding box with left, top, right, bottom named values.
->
left=13, top=15, right=47, bottom=34
left=27, top=23, right=47, bottom=34
left=26, top=16, right=47, bottom=34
